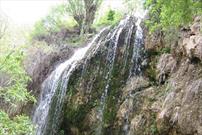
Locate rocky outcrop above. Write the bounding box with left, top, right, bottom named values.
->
left=23, top=45, right=73, bottom=116
left=30, top=15, right=202, bottom=135
left=180, top=16, right=202, bottom=62
left=25, top=45, right=73, bottom=97
left=57, top=16, right=202, bottom=135
left=60, top=17, right=141, bottom=135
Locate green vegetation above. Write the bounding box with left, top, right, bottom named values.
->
left=0, top=45, right=35, bottom=134
left=0, top=48, right=35, bottom=104
left=0, top=16, right=35, bottom=134
left=31, top=4, right=77, bottom=38
left=145, top=0, right=202, bottom=33
left=94, top=9, right=124, bottom=27
left=124, top=0, right=144, bottom=13
left=31, top=0, right=103, bottom=38
left=0, top=111, right=35, bottom=135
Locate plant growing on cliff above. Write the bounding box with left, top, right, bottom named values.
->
left=0, top=111, right=35, bottom=135
left=93, top=9, right=123, bottom=27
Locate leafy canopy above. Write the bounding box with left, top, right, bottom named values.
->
left=145, top=0, right=202, bottom=32
left=31, top=4, right=77, bottom=38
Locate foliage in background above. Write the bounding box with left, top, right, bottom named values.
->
left=93, top=9, right=123, bottom=27
left=31, top=0, right=103, bottom=38
left=124, top=0, right=144, bottom=14
left=66, top=0, right=103, bottom=34
left=31, top=4, right=77, bottom=38
left=145, top=0, right=202, bottom=33
left=0, top=111, right=35, bottom=135
left=0, top=16, right=35, bottom=134
left=66, top=0, right=85, bottom=31
left=0, top=47, right=35, bottom=104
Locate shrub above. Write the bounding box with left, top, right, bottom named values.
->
left=0, top=43, right=36, bottom=134
left=0, top=47, right=35, bottom=104
left=0, top=111, right=35, bottom=135
left=93, top=9, right=124, bottom=27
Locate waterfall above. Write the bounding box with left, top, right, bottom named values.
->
left=32, top=28, right=109, bottom=135
left=96, top=17, right=129, bottom=135
left=32, top=12, right=147, bottom=135
left=123, top=11, right=147, bottom=135
left=128, top=18, right=145, bottom=77
left=95, top=16, right=142, bottom=134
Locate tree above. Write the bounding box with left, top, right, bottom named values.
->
left=66, top=0, right=102, bottom=34
left=124, top=0, right=144, bottom=14
left=0, top=13, right=8, bottom=40
left=83, top=0, right=102, bottom=34
left=66, top=0, right=85, bottom=32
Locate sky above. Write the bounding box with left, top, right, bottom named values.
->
left=0, top=0, right=65, bottom=25
left=0, top=0, right=124, bottom=26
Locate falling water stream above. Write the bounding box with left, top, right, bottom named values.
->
left=123, top=10, right=147, bottom=135
left=32, top=28, right=108, bottom=135
left=96, top=17, right=130, bottom=135
left=33, top=7, right=146, bottom=135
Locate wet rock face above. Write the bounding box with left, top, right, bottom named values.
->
left=26, top=46, right=73, bottom=97
left=22, top=46, right=73, bottom=117
left=58, top=16, right=202, bottom=135
left=61, top=17, right=141, bottom=135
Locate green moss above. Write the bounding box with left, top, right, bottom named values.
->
left=160, top=47, right=171, bottom=54
left=151, top=124, right=158, bottom=135
left=145, top=59, right=157, bottom=85
left=150, top=113, right=159, bottom=135
left=64, top=52, right=109, bottom=133
left=65, top=103, right=95, bottom=129
left=62, top=24, right=139, bottom=134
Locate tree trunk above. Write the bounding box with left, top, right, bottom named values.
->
left=83, top=0, right=99, bottom=34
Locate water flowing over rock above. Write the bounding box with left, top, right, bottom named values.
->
left=32, top=28, right=110, bottom=135
left=59, top=16, right=147, bottom=135
left=32, top=15, right=146, bottom=134
left=32, top=14, right=202, bottom=135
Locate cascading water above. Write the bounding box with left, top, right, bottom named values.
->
left=96, top=18, right=130, bottom=135
left=129, top=18, right=145, bottom=77
left=123, top=10, right=147, bottom=135
left=32, top=28, right=109, bottom=135
left=32, top=7, right=147, bottom=134
left=95, top=16, right=145, bottom=134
